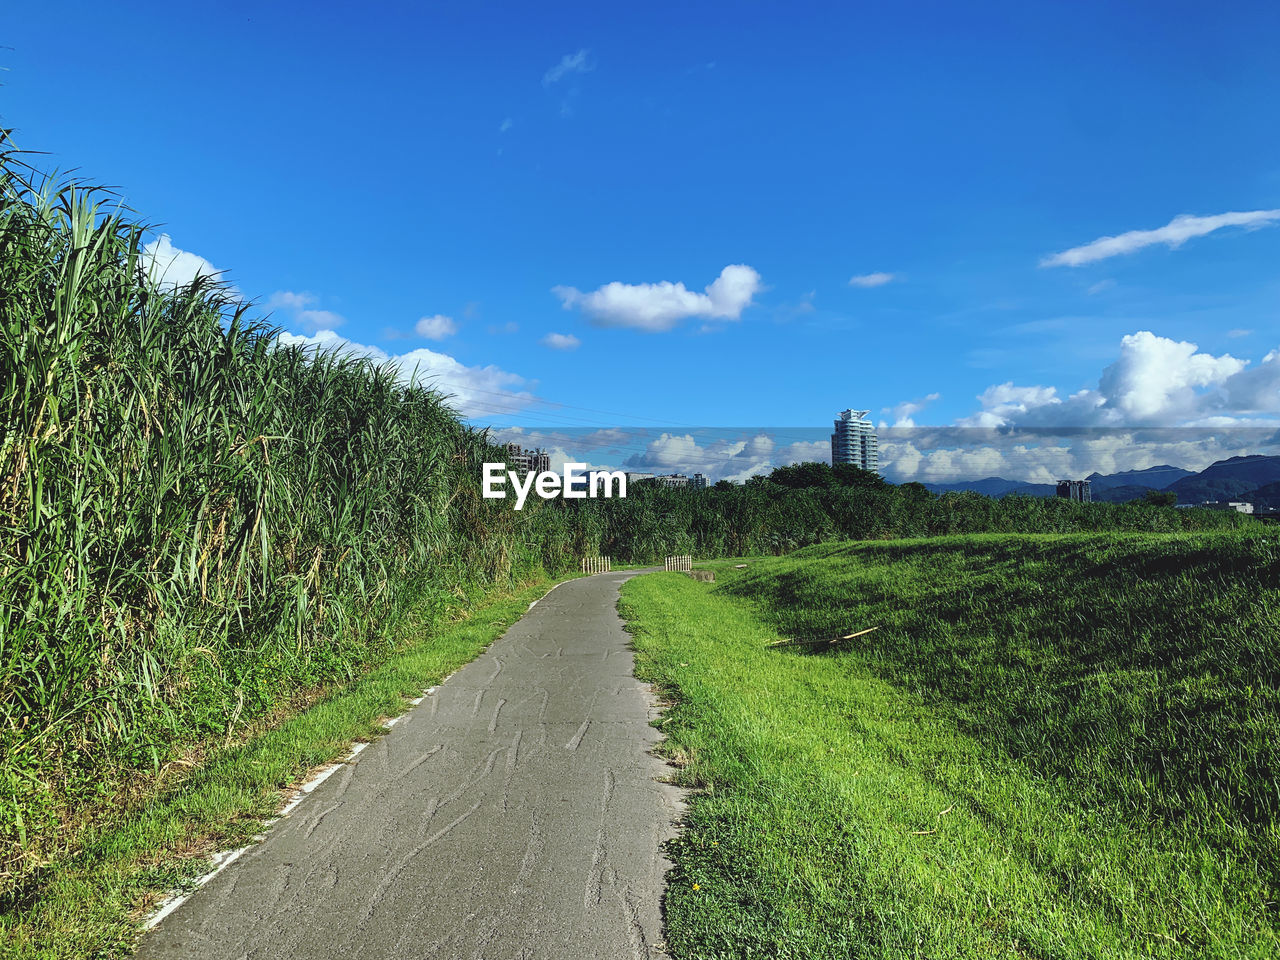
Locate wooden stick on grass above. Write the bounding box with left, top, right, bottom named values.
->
left=767, top=626, right=879, bottom=649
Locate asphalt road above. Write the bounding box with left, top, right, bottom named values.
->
left=136, top=570, right=681, bottom=960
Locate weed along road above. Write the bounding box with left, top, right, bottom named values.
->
left=136, top=570, right=680, bottom=960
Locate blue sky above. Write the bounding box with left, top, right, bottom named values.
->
left=5, top=1, right=1280, bottom=481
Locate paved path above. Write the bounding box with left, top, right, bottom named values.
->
left=137, top=570, right=680, bottom=960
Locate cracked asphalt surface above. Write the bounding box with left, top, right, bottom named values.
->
left=135, top=570, right=681, bottom=960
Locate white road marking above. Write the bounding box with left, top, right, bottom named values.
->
left=142, top=575, right=579, bottom=933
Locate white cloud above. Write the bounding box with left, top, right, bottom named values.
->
left=1041, top=209, right=1280, bottom=267
left=1224, top=347, right=1280, bottom=414
left=499, top=117, right=513, bottom=133
left=620, top=432, right=785, bottom=483
left=140, top=235, right=229, bottom=291
left=553, top=264, right=763, bottom=332
left=492, top=427, right=792, bottom=484
left=881, top=393, right=941, bottom=429
left=778, top=439, right=832, bottom=466
left=848, top=272, right=896, bottom=288
left=541, top=332, right=581, bottom=350
left=269, top=291, right=314, bottom=312
left=878, top=428, right=1274, bottom=485
left=415, top=314, right=458, bottom=340
left=956, top=331, right=1261, bottom=430
left=275, top=330, right=534, bottom=417
left=487, top=428, right=619, bottom=477
left=956, top=383, right=1065, bottom=428
left=1097, top=331, right=1245, bottom=421
left=504, top=420, right=1279, bottom=487
left=1086, top=279, right=1115, bottom=295
left=1227, top=328, right=1253, bottom=338
left=872, top=331, right=1280, bottom=483
left=543, top=49, right=592, bottom=86
left=268, top=290, right=347, bottom=333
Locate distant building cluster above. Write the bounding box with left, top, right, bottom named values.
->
left=1056, top=479, right=1092, bottom=502
left=831, top=409, right=879, bottom=474
left=504, top=442, right=550, bottom=475
left=1189, top=500, right=1255, bottom=514
left=623, top=471, right=709, bottom=490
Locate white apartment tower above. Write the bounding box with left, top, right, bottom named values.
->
left=831, top=409, right=879, bottom=474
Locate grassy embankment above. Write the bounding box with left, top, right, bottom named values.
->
left=620, top=532, right=1280, bottom=959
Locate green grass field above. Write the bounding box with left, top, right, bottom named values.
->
left=620, top=532, right=1280, bottom=959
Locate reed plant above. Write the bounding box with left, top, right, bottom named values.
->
left=0, top=134, right=555, bottom=895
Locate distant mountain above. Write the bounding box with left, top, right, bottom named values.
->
left=1085, top=465, right=1193, bottom=493
left=920, top=456, right=1280, bottom=504
left=1092, top=484, right=1163, bottom=504
left=922, top=477, right=1057, bottom=497
left=1250, top=480, right=1280, bottom=511
left=1165, top=455, right=1280, bottom=505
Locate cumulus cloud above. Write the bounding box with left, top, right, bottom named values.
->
left=872, top=331, right=1280, bottom=483
left=496, top=417, right=1279, bottom=487
left=415, top=314, right=458, bottom=340
left=954, top=331, right=1273, bottom=432
left=268, top=291, right=346, bottom=333
left=275, top=330, right=534, bottom=417
left=1097, top=331, right=1245, bottom=420
left=487, top=428, right=618, bottom=477
left=619, top=432, right=782, bottom=483
left=540, top=332, right=581, bottom=350
left=1223, top=347, right=1280, bottom=414
left=543, top=49, right=592, bottom=86
left=140, top=235, right=229, bottom=291
left=849, top=272, right=896, bottom=288
left=483, top=426, right=833, bottom=484
left=1041, top=209, right=1280, bottom=267
left=882, top=393, right=941, bottom=429
left=777, top=439, right=832, bottom=466
left=878, top=427, right=1275, bottom=485
left=553, top=264, right=763, bottom=332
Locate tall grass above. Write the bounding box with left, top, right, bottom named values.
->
left=0, top=135, right=555, bottom=894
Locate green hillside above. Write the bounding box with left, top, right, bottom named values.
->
left=1166, top=455, right=1280, bottom=503
left=621, top=532, right=1280, bottom=959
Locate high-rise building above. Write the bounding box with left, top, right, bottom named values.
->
left=690, top=473, right=708, bottom=490
left=831, top=409, right=879, bottom=474
left=1056, top=479, right=1092, bottom=502
left=503, top=442, right=550, bottom=475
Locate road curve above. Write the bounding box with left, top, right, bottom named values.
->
left=136, top=570, right=681, bottom=960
